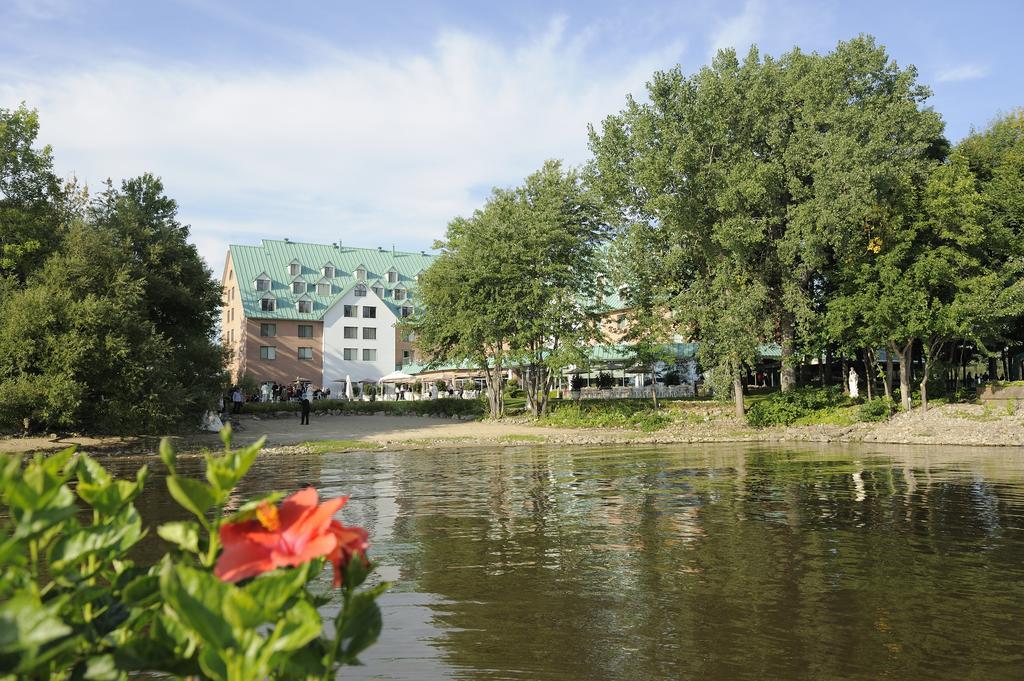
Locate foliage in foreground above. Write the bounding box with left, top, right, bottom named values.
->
left=0, top=427, right=386, bottom=680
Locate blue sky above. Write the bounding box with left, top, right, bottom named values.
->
left=2, top=0, right=1021, bottom=270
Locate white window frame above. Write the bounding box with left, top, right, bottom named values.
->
left=387, top=269, right=398, bottom=283
left=322, top=264, right=335, bottom=278
left=316, top=282, right=331, bottom=296
left=355, top=266, right=366, bottom=281
left=260, top=294, right=276, bottom=312
left=260, top=346, right=277, bottom=360
left=254, top=275, right=271, bottom=291
left=362, top=306, right=376, bottom=319
left=362, top=349, right=377, bottom=361
left=343, top=326, right=358, bottom=339
left=362, top=327, right=376, bottom=340
left=297, top=298, right=313, bottom=313
left=354, top=283, right=367, bottom=297
left=291, top=280, right=305, bottom=294
left=343, top=304, right=357, bottom=317
left=401, top=305, right=413, bottom=318
left=289, top=260, right=301, bottom=277
left=343, top=348, right=357, bottom=361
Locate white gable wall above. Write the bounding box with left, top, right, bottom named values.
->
left=322, top=288, right=398, bottom=384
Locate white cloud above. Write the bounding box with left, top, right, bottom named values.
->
left=936, top=63, right=989, bottom=83
left=707, top=0, right=765, bottom=61
left=0, top=19, right=677, bottom=270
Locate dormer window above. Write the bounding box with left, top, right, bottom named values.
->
left=387, top=268, right=398, bottom=283
left=254, top=273, right=271, bottom=291
left=260, top=293, right=276, bottom=312
left=288, top=260, right=301, bottom=277
left=291, top=279, right=306, bottom=294
left=394, top=286, right=406, bottom=301
left=316, top=280, right=331, bottom=296
left=354, top=283, right=367, bottom=297
left=415, top=269, right=425, bottom=282
left=372, top=284, right=384, bottom=297
left=355, top=266, right=366, bottom=281
left=401, top=305, right=413, bottom=318
left=322, top=263, right=335, bottom=278
left=297, top=295, right=313, bottom=314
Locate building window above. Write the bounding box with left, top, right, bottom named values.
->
left=355, top=267, right=366, bottom=280
left=401, top=305, right=413, bottom=318
left=298, top=347, right=313, bottom=360
left=260, top=346, right=276, bottom=360
left=403, top=350, right=411, bottom=363
left=298, top=324, right=313, bottom=338
left=317, top=282, right=330, bottom=296
left=344, top=326, right=357, bottom=339
left=343, top=304, right=356, bottom=317
left=322, top=265, right=335, bottom=278
left=401, top=331, right=415, bottom=342
left=261, top=297, right=276, bottom=312
left=292, top=281, right=305, bottom=294
left=354, top=283, right=367, bottom=297
left=387, top=270, right=398, bottom=283
left=260, top=323, right=276, bottom=337
left=289, top=262, right=300, bottom=276
left=362, top=327, right=376, bottom=340
left=362, top=349, right=377, bottom=361
left=372, top=285, right=383, bottom=297
left=255, top=276, right=271, bottom=291
left=343, top=348, right=357, bottom=361
left=298, top=300, right=312, bottom=313
left=362, top=306, right=376, bottom=319
left=394, top=288, right=406, bottom=300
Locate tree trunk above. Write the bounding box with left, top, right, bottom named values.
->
left=651, top=368, right=659, bottom=409
left=988, top=356, right=998, bottom=383
left=733, top=373, right=745, bottom=417
left=484, top=362, right=505, bottom=418
left=884, top=351, right=894, bottom=401
left=863, top=347, right=875, bottom=401
left=894, top=340, right=914, bottom=411
left=780, top=315, right=797, bottom=392
left=920, top=339, right=943, bottom=411
left=841, top=357, right=850, bottom=396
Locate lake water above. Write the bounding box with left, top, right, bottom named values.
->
left=107, top=443, right=1024, bottom=680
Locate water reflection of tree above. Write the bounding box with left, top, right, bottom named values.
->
left=389, top=446, right=1024, bottom=680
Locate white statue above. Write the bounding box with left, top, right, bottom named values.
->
left=848, top=367, right=859, bottom=398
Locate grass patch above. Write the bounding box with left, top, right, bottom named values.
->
left=499, top=434, right=546, bottom=443
left=791, top=405, right=861, bottom=427
left=300, top=439, right=383, bottom=454
left=397, top=436, right=476, bottom=445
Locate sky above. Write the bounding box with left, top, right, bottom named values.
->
left=2, top=0, right=1021, bottom=272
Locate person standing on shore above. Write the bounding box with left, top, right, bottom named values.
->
left=232, top=387, right=243, bottom=414
left=300, top=395, right=311, bottom=425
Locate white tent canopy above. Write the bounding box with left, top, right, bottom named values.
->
left=378, top=370, right=415, bottom=383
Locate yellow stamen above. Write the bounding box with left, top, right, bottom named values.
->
left=256, top=502, right=280, bottom=531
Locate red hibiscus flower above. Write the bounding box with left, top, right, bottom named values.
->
left=214, top=487, right=369, bottom=585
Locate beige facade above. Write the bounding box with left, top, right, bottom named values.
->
left=242, top=318, right=324, bottom=386
left=221, top=252, right=247, bottom=381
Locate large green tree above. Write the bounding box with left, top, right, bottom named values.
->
left=589, top=36, right=945, bottom=412
left=0, top=126, right=226, bottom=432
left=409, top=160, right=606, bottom=417
left=0, top=105, right=67, bottom=280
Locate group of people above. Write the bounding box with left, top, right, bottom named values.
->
left=256, top=382, right=332, bottom=403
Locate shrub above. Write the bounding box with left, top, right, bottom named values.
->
left=858, top=398, right=896, bottom=422
left=0, top=428, right=386, bottom=680
left=540, top=399, right=672, bottom=432
left=746, top=387, right=849, bottom=428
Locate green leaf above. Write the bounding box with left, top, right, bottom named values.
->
left=121, top=574, right=160, bottom=607
left=219, top=423, right=233, bottom=449
left=166, top=476, right=219, bottom=521
left=268, top=600, right=321, bottom=654
left=48, top=507, right=143, bottom=571
left=159, top=564, right=235, bottom=651
left=222, top=587, right=263, bottom=630
left=82, top=653, right=123, bottom=681
left=0, top=594, right=74, bottom=667
left=243, top=563, right=312, bottom=619
left=205, top=437, right=266, bottom=492
left=337, top=588, right=386, bottom=663
left=156, top=520, right=200, bottom=554
left=158, top=438, right=176, bottom=475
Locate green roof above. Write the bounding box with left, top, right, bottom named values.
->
left=229, top=239, right=436, bottom=320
